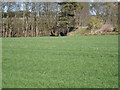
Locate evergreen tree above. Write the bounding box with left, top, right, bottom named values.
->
left=57, top=2, right=83, bottom=36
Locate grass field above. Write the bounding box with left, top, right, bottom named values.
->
left=2, top=35, right=118, bottom=88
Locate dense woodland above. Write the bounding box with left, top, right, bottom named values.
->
left=1, top=2, right=119, bottom=37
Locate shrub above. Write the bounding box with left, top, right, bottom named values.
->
left=113, top=26, right=120, bottom=32
left=87, top=17, right=103, bottom=30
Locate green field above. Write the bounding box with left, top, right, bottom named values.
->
left=2, top=35, right=118, bottom=88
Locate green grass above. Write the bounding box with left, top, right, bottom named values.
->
left=2, top=35, right=118, bottom=88
left=74, top=28, right=87, bottom=36
left=68, top=28, right=86, bottom=36
left=68, top=28, right=87, bottom=36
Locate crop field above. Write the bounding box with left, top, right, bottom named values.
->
left=2, top=35, right=118, bottom=88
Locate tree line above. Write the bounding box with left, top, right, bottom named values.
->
left=1, top=2, right=118, bottom=37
